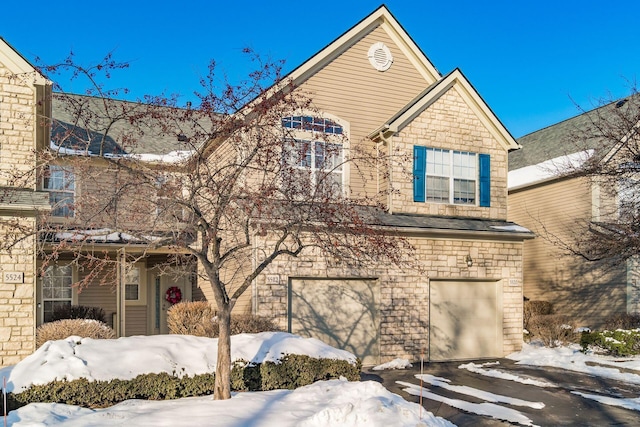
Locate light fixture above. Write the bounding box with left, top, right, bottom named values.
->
left=465, top=255, right=473, bottom=267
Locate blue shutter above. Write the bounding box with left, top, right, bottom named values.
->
left=479, top=153, right=490, bottom=207
left=413, top=146, right=426, bottom=202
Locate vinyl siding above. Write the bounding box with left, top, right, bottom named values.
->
left=509, top=177, right=627, bottom=328
left=299, top=26, right=433, bottom=201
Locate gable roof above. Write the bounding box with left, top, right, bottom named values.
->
left=284, top=5, right=441, bottom=88
left=369, top=68, right=520, bottom=151
left=0, top=37, right=49, bottom=85
left=510, top=95, right=640, bottom=171
left=52, top=93, right=206, bottom=157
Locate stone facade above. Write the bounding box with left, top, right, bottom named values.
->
left=255, top=233, right=524, bottom=362
left=391, top=87, right=509, bottom=219
left=0, top=218, right=37, bottom=366
left=0, top=48, right=49, bottom=367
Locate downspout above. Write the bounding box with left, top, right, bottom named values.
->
left=377, top=130, right=392, bottom=215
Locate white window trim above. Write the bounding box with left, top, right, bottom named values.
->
left=40, top=262, right=78, bottom=323
left=43, top=164, right=76, bottom=218
left=282, top=111, right=350, bottom=196
left=124, top=262, right=147, bottom=306
left=426, top=149, right=478, bottom=206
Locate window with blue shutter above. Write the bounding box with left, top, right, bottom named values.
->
left=479, top=153, right=491, bottom=207
left=413, top=146, right=490, bottom=207
left=413, top=146, right=426, bottom=202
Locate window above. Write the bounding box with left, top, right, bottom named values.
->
left=125, top=267, right=140, bottom=301
left=42, top=264, right=74, bottom=322
left=282, top=116, right=343, bottom=134
left=281, top=115, right=345, bottom=196
left=414, top=146, right=490, bottom=206
left=44, top=165, right=75, bottom=217
left=124, top=263, right=146, bottom=305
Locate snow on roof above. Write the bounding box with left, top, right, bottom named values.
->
left=54, top=228, right=163, bottom=243
left=50, top=140, right=194, bottom=164
left=508, top=150, right=593, bottom=191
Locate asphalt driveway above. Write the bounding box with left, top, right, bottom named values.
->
left=362, top=358, right=640, bottom=426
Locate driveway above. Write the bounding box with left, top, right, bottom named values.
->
left=362, top=358, right=640, bottom=426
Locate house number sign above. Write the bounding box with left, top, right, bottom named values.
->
left=4, top=272, right=24, bottom=284
left=266, top=275, right=280, bottom=285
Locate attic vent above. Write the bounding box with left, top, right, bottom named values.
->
left=368, top=42, right=393, bottom=72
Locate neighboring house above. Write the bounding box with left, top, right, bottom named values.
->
left=508, top=99, right=640, bottom=329
left=1, top=5, right=533, bottom=367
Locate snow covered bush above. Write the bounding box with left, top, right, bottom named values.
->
left=580, top=329, right=640, bottom=356
left=527, top=314, right=578, bottom=347
left=6, top=356, right=360, bottom=411
left=36, top=319, right=116, bottom=348
left=168, top=301, right=281, bottom=337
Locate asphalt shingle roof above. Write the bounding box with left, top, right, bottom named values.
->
left=510, top=95, right=640, bottom=171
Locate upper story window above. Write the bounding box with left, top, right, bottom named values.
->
left=282, top=116, right=343, bottom=135
left=413, top=146, right=490, bottom=207
left=43, top=165, right=75, bottom=217
left=281, top=115, right=346, bottom=197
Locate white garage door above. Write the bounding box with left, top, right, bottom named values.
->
left=290, top=278, right=380, bottom=366
left=430, top=280, right=502, bottom=361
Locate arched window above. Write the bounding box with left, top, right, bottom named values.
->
left=281, top=115, right=346, bottom=196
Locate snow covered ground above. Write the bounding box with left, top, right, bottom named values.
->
left=3, top=336, right=640, bottom=426
left=0, top=333, right=451, bottom=426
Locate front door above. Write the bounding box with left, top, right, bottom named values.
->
left=150, top=268, right=192, bottom=334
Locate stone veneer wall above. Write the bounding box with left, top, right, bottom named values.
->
left=0, top=59, right=40, bottom=367
left=0, top=59, right=39, bottom=188
left=254, top=233, right=524, bottom=363
left=0, top=218, right=37, bottom=367
left=390, top=86, right=509, bottom=220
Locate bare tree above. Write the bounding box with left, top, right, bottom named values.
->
left=2, top=50, right=413, bottom=399
left=554, top=85, right=640, bottom=267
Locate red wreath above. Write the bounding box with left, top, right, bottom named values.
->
left=165, top=286, right=182, bottom=305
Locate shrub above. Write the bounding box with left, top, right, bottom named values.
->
left=603, top=313, right=640, bottom=330
left=523, top=300, right=553, bottom=330
left=50, top=305, right=107, bottom=323
left=5, top=356, right=360, bottom=412
left=581, top=329, right=640, bottom=356
left=167, top=301, right=281, bottom=337
left=167, top=301, right=215, bottom=337
left=36, top=319, right=116, bottom=348
left=527, top=314, right=578, bottom=347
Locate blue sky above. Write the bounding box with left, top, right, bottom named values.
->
left=3, top=1, right=639, bottom=137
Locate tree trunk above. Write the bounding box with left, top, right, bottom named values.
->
left=214, top=303, right=232, bottom=399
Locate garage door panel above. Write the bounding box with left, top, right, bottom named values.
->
left=430, top=281, right=502, bottom=361
left=290, top=279, right=379, bottom=365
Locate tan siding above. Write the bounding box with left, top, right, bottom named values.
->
left=300, top=26, right=433, bottom=201
left=125, top=306, right=147, bottom=336
left=509, top=178, right=626, bottom=328
left=77, top=268, right=117, bottom=329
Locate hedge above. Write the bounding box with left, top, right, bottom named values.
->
left=5, top=355, right=361, bottom=412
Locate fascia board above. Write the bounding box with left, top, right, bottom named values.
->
left=386, top=69, right=519, bottom=151
left=288, top=6, right=440, bottom=87
left=0, top=38, right=49, bottom=85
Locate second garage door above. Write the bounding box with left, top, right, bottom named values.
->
left=430, top=280, right=503, bottom=361
left=289, top=278, right=379, bottom=366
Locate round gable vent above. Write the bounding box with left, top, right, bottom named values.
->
left=368, top=42, right=393, bottom=72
